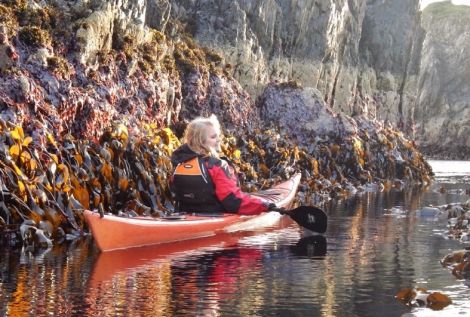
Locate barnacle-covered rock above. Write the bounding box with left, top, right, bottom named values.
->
left=253, top=82, right=433, bottom=205
left=441, top=249, right=470, bottom=280
left=0, top=33, right=19, bottom=71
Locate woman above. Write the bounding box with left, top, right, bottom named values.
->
left=170, top=115, right=275, bottom=215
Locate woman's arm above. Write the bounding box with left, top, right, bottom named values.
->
left=206, top=160, right=268, bottom=215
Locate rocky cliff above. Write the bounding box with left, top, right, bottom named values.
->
left=416, top=2, right=470, bottom=158
left=160, top=0, right=423, bottom=134
left=1, top=1, right=467, bottom=154
left=157, top=0, right=469, bottom=158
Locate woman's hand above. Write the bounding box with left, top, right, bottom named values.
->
left=265, top=203, right=288, bottom=214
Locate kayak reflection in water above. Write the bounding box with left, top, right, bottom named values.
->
left=172, top=247, right=264, bottom=309
left=170, top=115, right=277, bottom=215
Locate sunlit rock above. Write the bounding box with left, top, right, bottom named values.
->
left=395, top=287, right=452, bottom=310
left=415, top=206, right=443, bottom=218
left=0, top=33, right=18, bottom=71
left=441, top=249, right=470, bottom=280
left=460, top=232, right=469, bottom=242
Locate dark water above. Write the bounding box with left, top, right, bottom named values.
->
left=1, top=160, right=470, bottom=317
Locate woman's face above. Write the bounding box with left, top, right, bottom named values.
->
left=204, top=125, right=221, bottom=153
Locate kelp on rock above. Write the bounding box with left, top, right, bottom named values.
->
left=0, top=119, right=433, bottom=248
left=0, top=0, right=433, bottom=248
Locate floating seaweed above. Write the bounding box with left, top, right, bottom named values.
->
left=415, top=202, right=470, bottom=243
left=413, top=202, right=470, bottom=283
left=441, top=248, right=470, bottom=280
left=395, top=287, right=452, bottom=310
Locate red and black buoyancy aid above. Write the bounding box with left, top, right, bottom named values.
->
left=171, top=156, right=225, bottom=213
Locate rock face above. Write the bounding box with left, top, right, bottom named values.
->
left=164, top=0, right=422, bottom=131
left=257, top=82, right=433, bottom=186
left=258, top=83, right=358, bottom=142
left=415, top=2, right=470, bottom=158
left=73, top=0, right=150, bottom=64
left=154, top=0, right=469, bottom=158
left=3, top=1, right=468, bottom=159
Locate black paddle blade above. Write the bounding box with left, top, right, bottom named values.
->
left=288, top=206, right=328, bottom=233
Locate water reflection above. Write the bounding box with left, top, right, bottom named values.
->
left=290, top=235, right=327, bottom=257
left=0, top=238, right=97, bottom=316
left=1, top=161, right=470, bottom=316
left=86, top=221, right=298, bottom=316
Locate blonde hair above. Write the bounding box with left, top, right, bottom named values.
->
left=184, top=114, right=221, bottom=157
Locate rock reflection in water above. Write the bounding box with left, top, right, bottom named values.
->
left=0, top=238, right=97, bottom=316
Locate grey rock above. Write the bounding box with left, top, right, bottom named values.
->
left=414, top=2, right=470, bottom=156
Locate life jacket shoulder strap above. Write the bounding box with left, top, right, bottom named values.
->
left=174, top=157, right=203, bottom=176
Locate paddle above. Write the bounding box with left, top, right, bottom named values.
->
left=271, top=206, right=328, bottom=233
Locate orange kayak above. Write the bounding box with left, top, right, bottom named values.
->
left=84, top=173, right=301, bottom=251
left=89, top=222, right=297, bottom=286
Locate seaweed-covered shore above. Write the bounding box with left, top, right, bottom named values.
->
left=0, top=0, right=433, bottom=248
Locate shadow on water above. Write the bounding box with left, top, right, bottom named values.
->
left=290, top=235, right=327, bottom=257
